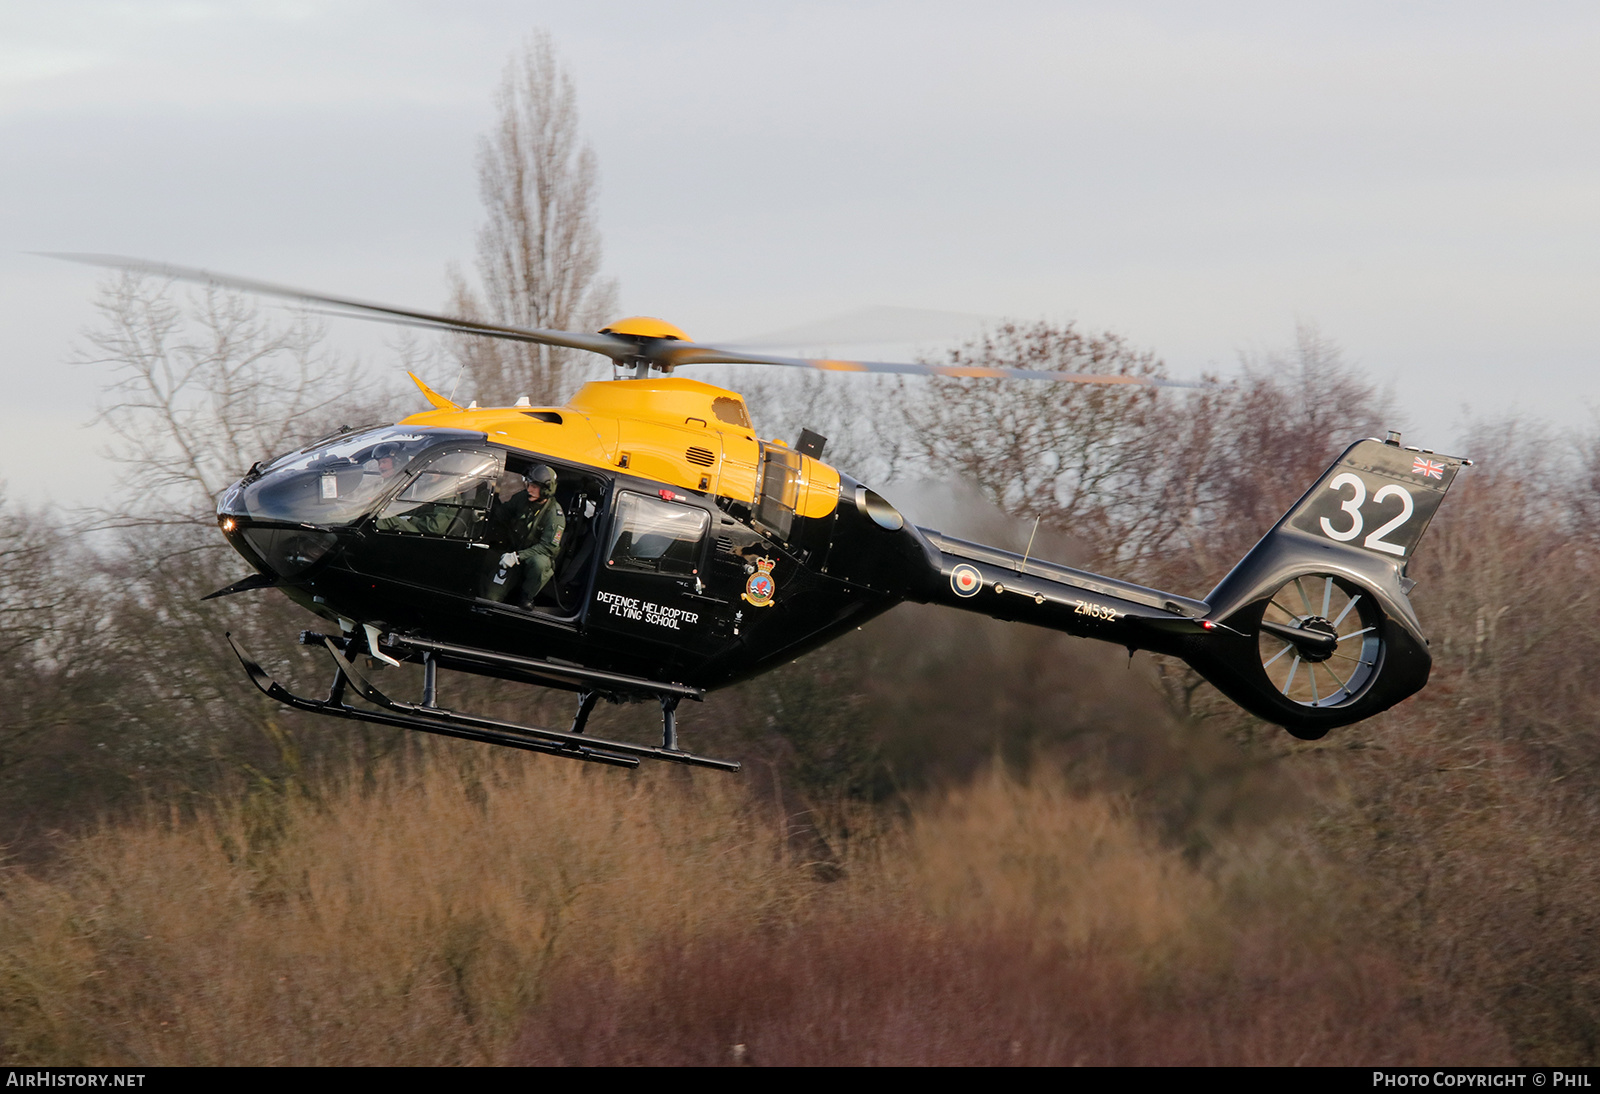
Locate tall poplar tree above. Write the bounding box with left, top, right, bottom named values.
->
left=450, top=31, right=618, bottom=406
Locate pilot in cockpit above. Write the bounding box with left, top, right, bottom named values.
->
left=349, top=442, right=409, bottom=507
left=366, top=443, right=405, bottom=483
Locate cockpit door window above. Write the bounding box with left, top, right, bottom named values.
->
left=376, top=449, right=504, bottom=539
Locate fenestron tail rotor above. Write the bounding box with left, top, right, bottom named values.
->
left=1257, top=574, right=1384, bottom=711
left=43, top=253, right=1206, bottom=388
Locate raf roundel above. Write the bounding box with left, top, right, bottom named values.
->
left=950, top=563, right=983, bottom=598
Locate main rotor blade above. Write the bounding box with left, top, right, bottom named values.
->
left=646, top=343, right=1208, bottom=388
left=46, top=254, right=1210, bottom=388
left=42, top=253, right=635, bottom=361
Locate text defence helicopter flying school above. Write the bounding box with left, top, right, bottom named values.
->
left=61, top=256, right=1470, bottom=773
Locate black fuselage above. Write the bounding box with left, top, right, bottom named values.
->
left=220, top=427, right=1442, bottom=737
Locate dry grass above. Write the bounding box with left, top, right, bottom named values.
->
left=514, top=919, right=1504, bottom=1066
left=516, top=770, right=1505, bottom=1066
left=905, top=769, right=1208, bottom=952
left=0, top=751, right=820, bottom=1065
left=0, top=751, right=1509, bottom=1066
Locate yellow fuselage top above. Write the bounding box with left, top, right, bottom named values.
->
left=400, top=377, right=841, bottom=520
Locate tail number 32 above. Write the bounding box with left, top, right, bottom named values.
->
left=1319, top=473, right=1414, bottom=557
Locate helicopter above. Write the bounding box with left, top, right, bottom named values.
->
left=57, top=255, right=1470, bottom=773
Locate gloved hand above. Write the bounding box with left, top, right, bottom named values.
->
left=499, top=552, right=518, bottom=568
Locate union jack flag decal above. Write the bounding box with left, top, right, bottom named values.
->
left=1412, top=456, right=1446, bottom=480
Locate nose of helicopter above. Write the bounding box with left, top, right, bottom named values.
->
left=213, top=423, right=486, bottom=577
left=218, top=509, right=341, bottom=579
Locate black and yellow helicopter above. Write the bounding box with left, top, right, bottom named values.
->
left=61, top=256, right=1470, bottom=773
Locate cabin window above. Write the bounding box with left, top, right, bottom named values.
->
left=376, top=449, right=504, bottom=538
left=754, top=443, right=801, bottom=540
left=606, top=492, right=709, bottom=576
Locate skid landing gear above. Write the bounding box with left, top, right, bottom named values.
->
left=226, top=632, right=741, bottom=773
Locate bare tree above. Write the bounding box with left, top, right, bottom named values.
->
left=903, top=320, right=1169, bottom=566
left=451, top=31, right=618, bottom=407
left=738, top=370, right=915, bottom=486
left=903, top=321, right=1399, bottom=580
left=77, top=272, right=375, bottom=527
left=1133, top=323, right=1399, bottom=582
left=46, top=274, right=407, bottom=812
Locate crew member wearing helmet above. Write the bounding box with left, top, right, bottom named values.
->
left=482, top=464, right=565, bottom=605
left=363, top=442, right=415, bottom=527
left=370, top=442, right=401, bottom=477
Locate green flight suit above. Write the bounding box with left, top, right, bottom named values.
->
left=483, top=490, right=565, bottom=604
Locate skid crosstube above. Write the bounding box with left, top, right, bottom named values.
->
left=226, top=633, right=740, bottom=772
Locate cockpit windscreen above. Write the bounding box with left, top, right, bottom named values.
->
left=221, top=426, right=483, bottom=526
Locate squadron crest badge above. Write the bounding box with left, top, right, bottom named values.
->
left=742, top=556, right=777, bottom=608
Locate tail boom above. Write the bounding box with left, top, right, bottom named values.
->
left=895, top=436, right=1466, bottom=737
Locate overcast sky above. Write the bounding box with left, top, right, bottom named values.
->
left=4, top=2, right=1598, bottom=506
